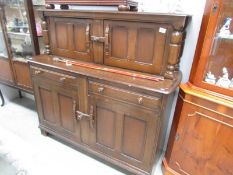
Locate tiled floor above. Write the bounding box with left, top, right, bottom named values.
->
left=0, top=97, right=163, bottom=175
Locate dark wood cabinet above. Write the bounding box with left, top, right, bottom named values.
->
left=29, top=10, right=189, bottom=175
left=31, top=66, right=85, bottom=142
left=163, top=0, right=233, bottom=174
left=88, top=82, right=161, bottom=173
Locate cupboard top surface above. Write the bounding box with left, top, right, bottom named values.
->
left=29, top=55, right=181, bottom=95
left=39, top=9, right=189, bottom=30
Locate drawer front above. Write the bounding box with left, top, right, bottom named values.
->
left=89, top=81, right=162, bottom=110
left=31, top=66, right=77, bottom=86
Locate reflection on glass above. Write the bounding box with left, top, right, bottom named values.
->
left=0, top=25, right=8, bottom=58
left=4, top=0, right=33, bottom=60
left=204, top=1, right=233, bottom=90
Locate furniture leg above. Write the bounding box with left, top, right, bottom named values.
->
left=0, top=89, right=4, bottom=107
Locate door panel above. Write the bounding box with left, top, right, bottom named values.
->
left=170, top=101, right=233, bottom=175
left=96, top=106, right=116, bottom=150
left=122, top=115, right=147, bottom=160
left=33, top=76, right=81, bottom=142
left=13, top=61, right=32, bottom=90
left=104, top=20, right=170, bottom=74
left=40, top=86, right=56, bottom=124
left=89, top=94, right=160, bottom=171
left=0, top=59, right=14, bottom=83
left=50, top=18, right=92, bottom=62
left=58, top=92, right=75, bottom=133
left=111, top=26, right=128, bottom=59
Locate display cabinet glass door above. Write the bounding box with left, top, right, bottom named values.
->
left=0, top=21, right=8, bottom=59
left=203, top=0, right=233, bottom=92
left=3, top=0, right=33, bottom=60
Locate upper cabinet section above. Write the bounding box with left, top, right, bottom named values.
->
left=40, top=10, right=189, bottom=78
left=190, top=0, right=233, bottom=97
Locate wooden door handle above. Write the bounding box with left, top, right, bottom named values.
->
left=104, top=25, right=110, bottom=55
left=86, top=24, right=90, bottom=53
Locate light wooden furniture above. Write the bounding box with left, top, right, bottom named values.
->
left=29, top=10, right=189, bottom=175
left=163, top=0, right=233, bottom=174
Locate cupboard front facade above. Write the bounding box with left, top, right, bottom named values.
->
left=30, top=63, right=170, bottom=175
left=31, top=10, right=189, bottom=175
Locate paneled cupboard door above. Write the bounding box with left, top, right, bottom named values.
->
left=33, top=78, right=81, bottom=142
left=89, top=94, right=160, bottom=172
left=104, top=20, right=170, bottom=75
left=50, top=18, right=93, bottom=62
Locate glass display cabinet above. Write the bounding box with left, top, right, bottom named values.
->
left=0, top=0, right=39, bottom=92
left=190, top=0, right=233, bottom=97
left=0, top=7, right=14, bottom=84
left=163, top=0, right=233, bottom=175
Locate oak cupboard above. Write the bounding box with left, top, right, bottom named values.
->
left=29, top=10, right=189, bottom=175
left=163, top=0, right=233, bottom=174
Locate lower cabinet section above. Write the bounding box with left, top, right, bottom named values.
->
left=13, top=61, right=33, bottom=91
left=30, top=65, right=170, bottom=175
left=89, top=94, right=160, bottom=172
left=0, top=59, right=14, bottom=84
left=163, top=84, right=233, bottom=175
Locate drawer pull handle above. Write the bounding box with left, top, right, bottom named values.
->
left=137, top=97, right=143, bottom=104
left=75, top=106, right=94, bottom=129
left=59, top=77, right=66, bottom=82
left=97, top=87, right=104, bottom=93
left=34, top=70, right=42, bottom=75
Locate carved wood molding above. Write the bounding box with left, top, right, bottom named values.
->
left=179, top=94, right=233, bottom=120
left=41, top=16, right=51, bottom=55
left=188, top=111, right=233, bottom=128
left=165, top=31, right=184, bottom=79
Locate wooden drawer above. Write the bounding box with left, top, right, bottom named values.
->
left=31, top=66, right=77, bottom=86
left=88, top=81, right=161, bottom=110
